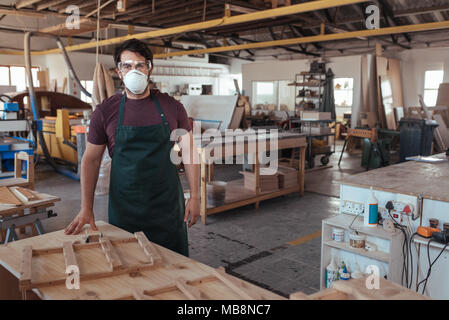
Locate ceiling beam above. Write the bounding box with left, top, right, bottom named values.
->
left=145, top=20, right=449, bottom=59
left=31, top=0, right=371, bottom=55
left=15, top=0, right=42, bottom=9
left=0, top=7, right=47, bottom=18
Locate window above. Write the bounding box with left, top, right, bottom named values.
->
left=334, top=78, right=354, bottom=107
left=424, top=70, right=444, bottom=106
left=0, top=65, right=40, bottom=91
left=252, top=81, right=295, bottom=111
left=80, top=80, right=94, bottom=103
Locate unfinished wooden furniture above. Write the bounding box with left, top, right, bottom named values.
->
left=0, top=151, right=35, bottom=190
left=0, top=188, right=60, bottom=244
left=0, top=222, right=285, bottom=300
left=197, top=132, right=307, bottom=224
left=290, top=276, right=428, bottom=300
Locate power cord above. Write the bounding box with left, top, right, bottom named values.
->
left=386, top=201, right=409, bottom=288
left=417, top=239, right=449, bottom=295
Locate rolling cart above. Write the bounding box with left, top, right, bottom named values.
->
left=290, top=119, right=336, bottom=169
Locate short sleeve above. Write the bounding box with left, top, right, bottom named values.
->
left=176, top=101, right=192, bottom=132
left=87, top=106, right=107, bottom=145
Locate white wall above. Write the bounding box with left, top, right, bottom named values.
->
left=394, top=46, right=449, bottom=108
left=242, top=55, right=362, bottom=115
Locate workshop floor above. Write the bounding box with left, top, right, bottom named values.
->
left=34, top=142, right=389, bottom=298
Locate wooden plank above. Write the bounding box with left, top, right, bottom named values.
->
left=13, top=187, right=39, bottom=203
left=212, top=267, right=263, bottom=300
left=62, top=242, right=77, bottom=269
left=19, top=246, right=32, bottom=289
left=0, top=187, right=23, bottom=205
left=200, top=150, right=207, bottom=224
left=99, top=238, right=123, bottom=271
left=175, top=277, right=203, bottom=300
left=134, top=232, right=162, bottom=265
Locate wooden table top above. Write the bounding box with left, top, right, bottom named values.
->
left=0, top=221, right=285, bottom=300
left=339, top=157, right=449, bottom=202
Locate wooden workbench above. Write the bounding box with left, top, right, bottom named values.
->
left=338, top=156, right=449, bottom=202
left=0, top=221, right=285, bottom=300
left=197, top=132, right=307, bottom=224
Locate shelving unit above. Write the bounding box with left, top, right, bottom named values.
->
left=320, top=214, right=405, bottom=290
left=289, top=71, right=326, bottom=117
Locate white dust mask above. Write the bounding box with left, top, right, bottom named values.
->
left=123, top=69, right=148, bottom=94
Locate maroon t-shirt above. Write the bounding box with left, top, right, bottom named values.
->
left=88, top=90, right=192, bottom=157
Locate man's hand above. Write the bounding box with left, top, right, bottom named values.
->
left=184, top=197, right=200, bottom=228
left=65, top=209, right=98, bottom=235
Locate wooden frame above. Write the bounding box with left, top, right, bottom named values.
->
left=18, top=232, right=162, bottom=292
left=198, top=133, right=307, bottom=224
left=0, top=152, right=35, bottom=190
left=123, top=267, right=265, bottom=300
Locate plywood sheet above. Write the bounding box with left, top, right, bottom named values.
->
left=436, top=83, right=449, bottom=107
left=181, top=95, right=239, bottom=132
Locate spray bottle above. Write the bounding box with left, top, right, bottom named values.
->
left=365, top=187, right=379, bottom=227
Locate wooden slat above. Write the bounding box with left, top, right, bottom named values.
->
left=99, top=238, right=123, bottom=271
left=212, top=267, right=263, bottom=300
left=132, top=289, right=154, bottom=300
left=134, top=232, right=162, bottom=264
left=14, top=187, right=39, bottom=203
left=62, top=242, right=77, bottom=269
left=19, top=246, right=33, bottom=290
left=175, top=277, right=203, bottom=300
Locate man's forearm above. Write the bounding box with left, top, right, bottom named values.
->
left=184, top=163, right=199, bottom=198
left=81, top=156, right=103, bottom=210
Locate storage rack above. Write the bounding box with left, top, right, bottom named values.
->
left=291, top=71, right=326, bottom=117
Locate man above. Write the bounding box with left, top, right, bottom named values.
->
left=65, top=39, right=200, bottom=257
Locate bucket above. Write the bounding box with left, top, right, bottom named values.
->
left=207, top=181, right=227, bottom=207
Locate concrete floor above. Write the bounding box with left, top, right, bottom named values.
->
left=33, top=142, right=378, bottom=298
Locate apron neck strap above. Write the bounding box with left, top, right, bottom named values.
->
left=117, top=91, right=169, bottom=127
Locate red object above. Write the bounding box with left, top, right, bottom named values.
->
left=403, top=205, right=411, bottom=215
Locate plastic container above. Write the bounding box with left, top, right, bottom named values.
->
left=349, top=233, right=366, bottom=249
left=399, top=118, right=438, bottom=163
left=332, top=228, right=345, bottom=242
left=207, top=181, right=227, bottom=207
left=365, top=187, right=378, bottom=227
left=325, top=257, right=339, bottom=288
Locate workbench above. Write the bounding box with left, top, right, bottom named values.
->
left=0, top=221, right=285, bottom=300
left=332, top=155, right=449, bottom=299
left=0, top=189, right=60, bottom=244
left=197, top=131, right=307, bottom=224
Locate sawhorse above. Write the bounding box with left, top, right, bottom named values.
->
left=0, top=208, right=57, bottom=244
left=338, top=128, right=386, bottom=171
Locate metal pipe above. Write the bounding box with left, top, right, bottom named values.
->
left=24, top=31, right=86, bottom=181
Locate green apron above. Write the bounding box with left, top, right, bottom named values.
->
left=108, top=91, right=188, bottom=257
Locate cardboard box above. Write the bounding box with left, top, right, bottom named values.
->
left=301, top=111, right=331, bottom=121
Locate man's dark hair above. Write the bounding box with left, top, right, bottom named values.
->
left=114, top=38, right=153, bottom=67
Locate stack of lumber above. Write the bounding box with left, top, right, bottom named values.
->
left=277, top=166, right=298, bottom=189
left=241, top=168, right=279, bottom=192
left=0, top=187, right=39, bottom=206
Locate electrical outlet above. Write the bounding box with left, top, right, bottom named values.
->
left=341, top=200, right=365, bottom=215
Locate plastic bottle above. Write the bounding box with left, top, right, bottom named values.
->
left=365, top=187, right=379, bottom=227
left=325, top=257, right=339, bottom=288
